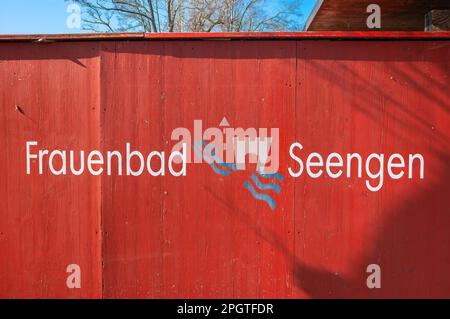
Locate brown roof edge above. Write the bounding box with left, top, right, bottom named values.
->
left=0, top=31, right=450, bottom=42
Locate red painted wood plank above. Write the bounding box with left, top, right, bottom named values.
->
left=0, top=31, right=449, bottom=42
left=293, top=40, right=450, bottom=298
left=0, top=43, right=103, bottom=298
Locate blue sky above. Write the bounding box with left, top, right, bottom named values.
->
left=0, top=0, right=318, bottom=34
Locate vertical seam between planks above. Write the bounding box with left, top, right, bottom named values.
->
left=292, top=40, right=298, bottom=297
left=99, top=42, right=104, bottom=299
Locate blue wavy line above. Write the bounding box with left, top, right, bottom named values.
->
left=257, top=171, right=285, bottom=182
left=192, top=143, right=232, bottom=176
left=195, top=139, right=237, bottom=172
left=244, top=181, right=276, bottom=211
left=250, top=173, right=281, bottom=193
left=217, top=161, right=237, bottom=171
left=210, top=162, right=232, bottom=176
left=201, top=140, right=237, bottom=171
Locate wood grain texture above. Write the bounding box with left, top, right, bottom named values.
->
left=309, top=0, right=449, bottom=31
left=0, top=37, right=449, bottom=298
left=426, top=10, right=449, bottom=31
left=0, top=43, right=102, bottom=298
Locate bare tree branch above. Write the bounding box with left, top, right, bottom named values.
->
left=70, top=0, right=303, bottom=33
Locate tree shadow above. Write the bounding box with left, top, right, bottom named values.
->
left=293, top=159, right=450, bottom=298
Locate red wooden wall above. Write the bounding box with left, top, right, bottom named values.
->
left=0, top=34, right=449, bottom=298
left=0, top=43, right=102, bottom=298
